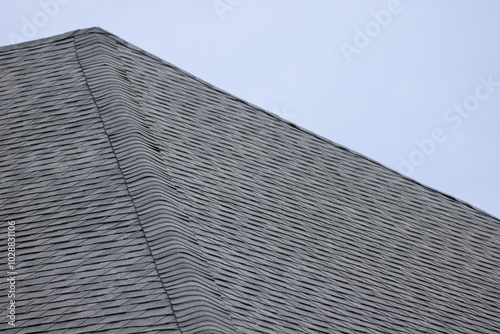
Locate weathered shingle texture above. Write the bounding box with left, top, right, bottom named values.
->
left=1, top=28, right=499, bottom=333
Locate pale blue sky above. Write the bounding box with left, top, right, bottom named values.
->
left=1, top=0, right=499, bottom=218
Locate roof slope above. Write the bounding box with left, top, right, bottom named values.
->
left=1, top=28, right=499, bottom=333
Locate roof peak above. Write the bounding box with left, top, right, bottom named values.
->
left=0, top=27, right=494, bottom=220
left=1, top=27, right=499, bottom=332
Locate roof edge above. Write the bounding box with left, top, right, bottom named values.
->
left=3, top=27, right=497, bottom=221
left=91, top=28, right=500, bottom=221
left=0, top=27, right=107, bottom=52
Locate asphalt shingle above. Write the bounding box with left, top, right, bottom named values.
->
left=0, top=27, right=499, bottom=333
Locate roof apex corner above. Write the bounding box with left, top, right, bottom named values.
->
left=75, top=26, right=119, bottom=39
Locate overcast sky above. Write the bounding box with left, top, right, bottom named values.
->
left=1, top=0, right=499, bottom=218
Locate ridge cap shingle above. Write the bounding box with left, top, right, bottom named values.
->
left=72, top=30, right=238, bottom=333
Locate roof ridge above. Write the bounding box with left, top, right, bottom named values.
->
left=72, top=32, right=185, bottom=334
left=72, top=30, right=237, bottom=333
left=2, top=27, right=499, bottom=332
left=94, top=29, right=500, bottom=221
left=2, top=27, right=496, bottom=220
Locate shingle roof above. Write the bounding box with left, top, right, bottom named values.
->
left=1, top=27, right=499, bottom=333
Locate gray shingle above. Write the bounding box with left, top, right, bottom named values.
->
left=1, top=27, right=499, bottom=333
